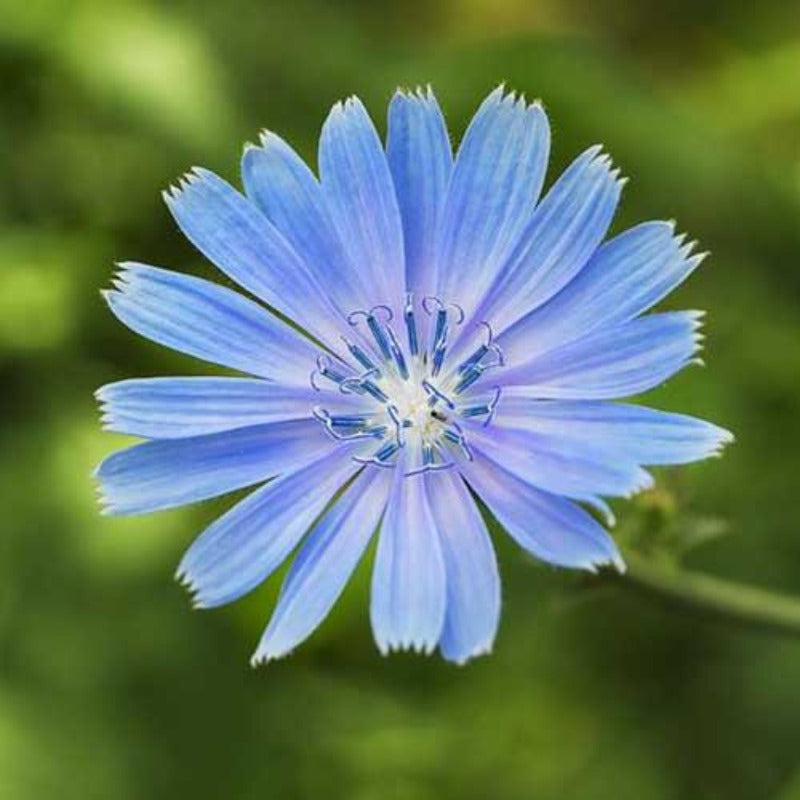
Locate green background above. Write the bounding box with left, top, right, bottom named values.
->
left=2, top=0, right=800, bottom=797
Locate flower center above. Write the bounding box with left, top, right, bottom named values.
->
left=310, top=295, right=505, bottom=476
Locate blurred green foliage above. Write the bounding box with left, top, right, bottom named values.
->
left=1, top=0, right=800, bottom=797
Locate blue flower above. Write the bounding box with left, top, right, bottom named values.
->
left=96, top=86, right=732, bottom=665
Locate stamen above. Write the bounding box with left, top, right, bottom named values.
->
left=458, top=321, right=494, bottom=374
left=453, top=363, right=485, bottom=394
left=404, top=293, right=419, bottom=357
left=375, top=440, right=401, bottom=462
left=363, top=424, right=390, bottom=438
left=453, top=347, right=504, bottom=393
left=405, top=460, right=455, bottom=477
left=448, top=302, right=465, bottom=325
left=422, top=297, right=448, bottom=355
left=459, top=404, right=491, bottom=418
left=312, top=406, right=331, bottom=424
left=385, top=325, right=409, bottom=380
left=422, top=379, right=456, bottom=410
left=404, top=440, right=455, bottom=477
left=421, top=296, right=443, bottom=314
left=312, top=406, right=383, bottom=441
left=483, top=386, right=502, bottom=427
left=329, top=414, right=370, bottom=429
left=431, top=338, right=447, bottom=377
left=311, top=356, right=350, bottom=390
left=348, top=306, right=394, bottom=362
left=340, top=371, right=389, bottom=404
left=489, top=343, right=505, bottom=367
left=432, top=308, right=448, bottom=350
left=442, top=423, right=474, bottom=461
left=352, top=454, right=396, bottom=469
left=458, top=386, right=502, bottom=425
left=387, top=404, right=407, bottom=446
left=458, top=345, right=489, bottom=375
left=315, top=354, right=349, bottom=385
left=341, top=336, right=377, bottom=373
left=361, top=380, right=389, bottom=404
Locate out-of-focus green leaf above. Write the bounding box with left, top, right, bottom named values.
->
left=59, top=2, right=238, bottom=150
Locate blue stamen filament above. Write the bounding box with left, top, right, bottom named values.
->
left=385, top=325, right=409, bottom=380
left=341, top=336, right=377, bottom=373
left=375, top=440, right=400, bottom=462
left=314, top=354, right=349, bottom=386
left=404, top=293, right=419, bottom=356
left=460, top=404, right=491, bottom=418
left=458, top=344, right=489, bottom=374
left=422, top=379, right=456, bottom=410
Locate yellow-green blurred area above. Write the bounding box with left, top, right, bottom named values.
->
left=1, top=0, right=800, bottom=797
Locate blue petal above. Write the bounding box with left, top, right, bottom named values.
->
left=436, top=87, right=550, bottom=316
left=466, top=422, right=653, bottom=499
left=498, top=221, right=704, bottom=363
left=386, top=87, right=452, bottom=297
left=252, top=468, right=392, bottom=664
left=498, top=311, right=703, bottom=399
left=427, top=470, right=500, bottom=664
left=164, top=168, right=343, bottom=348
left=462, top=458, right=624, bottom=572
left=95, top=419, right=330, bottom=515
left=319, top=97, right=406, bottom=306
left=370, top=462, right=446, bottom=654
left=475, top=146, right=623, bottom=335
left=103, top=263, right=319, bottom=384
left=497, top=395, right=734, bottom=465
left=177, top=449, right=358, bottom=608
left=241, top=132, right=371, bottom=315
left=97, top=377, right=363, bottom=439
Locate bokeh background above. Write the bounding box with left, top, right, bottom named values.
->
left=2, top=0, right=800, bottom=797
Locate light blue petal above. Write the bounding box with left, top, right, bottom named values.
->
left=319, top=97, right=406, bottom=306
left=241, top=132, right=370, bottom=315
left=475, top=146, right=623, bottom=336
left=97, top=377, right=362, bottom=439
left=103, top=263, right=319, bottom=384
left=436, top=87, right=550, bottom=316
left=466, top=422, right=653, bottom=499
left=498, top=395, right=734, bottom=465
left=499, top=221, right=704, bottom=363
left=498, top=311, right=703, bottom=399
left=164, top=168, right=343, bottom=348
left=177, top=449, right=358, bottom=608
left=252, top=467, right=392, bottom=664
left=370, top=460, right=446, bottom=654
left=427, top=470, right=500, bottom=664
left=386, top=87, right=452, bottom=297
left=462, top=457, right=624, bottom=572
left=95, top=419, right=330, bottom=515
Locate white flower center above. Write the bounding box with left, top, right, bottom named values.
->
left=310, top=295, right=505, bottom=476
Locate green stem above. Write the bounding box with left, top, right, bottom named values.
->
left=619, top=553, right=800, bottom=638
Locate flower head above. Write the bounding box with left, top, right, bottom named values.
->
left=96, top=86, right=732, bottom=665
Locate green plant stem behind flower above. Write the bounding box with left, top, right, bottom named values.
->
left=617, top=554, right=800, bottom=639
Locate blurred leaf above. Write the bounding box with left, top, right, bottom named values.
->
left=60, top=1, right=239, bottom=150
left=0, top=230, right=88, bottom=352
left=679, top=40, right=800, bottom=146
